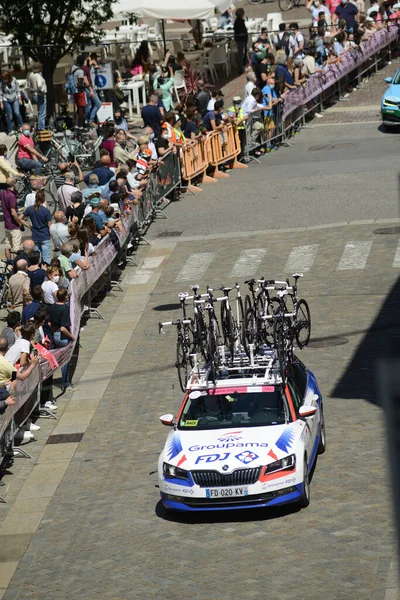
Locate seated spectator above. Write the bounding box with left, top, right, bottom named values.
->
left=86, top=196, right=109, bottom=236
left=50, top=211, right=70, bottom=256
left=58, top=242, right=79, bottom=280
left=0, top=388, right=15, bottom=414
left=57, top=172, right=80, bottom=212
left=42, top=266, right=60, bottom=304
left=5, top=321, right=35, bottom=366
left=1, top=311, right=21, bottom=349
left=82, top=173, right=102, bottom=201
left=27, top=250, right=46, bottom=289
left=16, top=123, right=48, bottom=174
left=9, top=259, right=31, bottom=308
left=86, top=155, right=114, bottom=186
left=49, top=288, right=75, bottom=392
left=0, top=336, right=38, bottom=387
left=22, top=285, right=44, bottom=323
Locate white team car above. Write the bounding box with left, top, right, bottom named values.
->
left=158, top=360, right=326, bottom=512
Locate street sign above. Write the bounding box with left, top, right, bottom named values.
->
left=92, top=62, right=114, bottom=91
left=97, top=102, right=114, bottom=124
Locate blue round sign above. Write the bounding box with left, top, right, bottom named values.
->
left=95, top=74, right=107, bottom=88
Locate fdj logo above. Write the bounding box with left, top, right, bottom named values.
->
left=195, top=453, right=230, bottom=464
left=235, top=451, right=259, bottom=465
left=217, top=431, right=243, bottom=443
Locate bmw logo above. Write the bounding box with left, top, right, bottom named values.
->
left=222, top=465, right=229, bottom=471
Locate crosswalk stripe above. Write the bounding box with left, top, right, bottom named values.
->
left=284, top=244, right=319, bottom=273
left=392, top=239, right=400, bottom=267
left=230, top=248, right=268, bottom=277
left=176, top=252, right=216, bottom=281
left=337, top=241, right=372, bottom=270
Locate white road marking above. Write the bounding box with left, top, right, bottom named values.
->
left=176, top=252, right=216, bottom=281
left=230, top=248, right=267, bottom=277
left=124, top=271, right=152, bottom=285
left=142, top=256, right=164, bottom=269
left=337, top=241, right=372, bottom=270
left=393, top=240, right=400, bottom=267
left=284, top=245, right=319, bottom=273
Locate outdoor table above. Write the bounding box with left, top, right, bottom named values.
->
left=119, top=80, right=145, bottom=120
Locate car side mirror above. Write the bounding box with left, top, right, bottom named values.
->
left=385, top=77, right=392, bottom=84
left=159, top=413, right=174, bottom=426
left=299, top=405, right=317, bottom=418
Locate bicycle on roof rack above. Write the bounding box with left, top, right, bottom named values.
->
left=158, top=275, right=311, bottom=390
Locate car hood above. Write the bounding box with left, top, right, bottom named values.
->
left=382, top=84, right=400, bottom=103
left=163, top=422, right=304, bottom=472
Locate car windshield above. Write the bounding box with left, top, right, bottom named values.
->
left=393, top=71, right=400, bottom=85
left=178, top=385, right=290, bottom=430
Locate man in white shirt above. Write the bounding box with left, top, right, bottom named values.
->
left=244, top=72, right=257, bottom=98
left=50, top=211, right=70, bottom=257
left=366, top=0, right=379, bottom=15
left=241, top=88, right=265, bottom=115
left=207, top=90, right=224, bottom=112
left=289, top=23, right=305, bottom=58
left=57, top=172, right=80, bottom=212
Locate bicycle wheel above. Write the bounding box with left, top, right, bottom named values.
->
left=193, top=311, right=208, bottom=360
left=273, top=321, right=287, bottom=384
left=176, top=340, right=189, bottom=393
left=265, top=297, right=280, bottom=346
left=220, top=302, right=235, bottom=358
left=242, top=307, right=257, bottom=357
left=278, top=0, right=293, bottom=10
left=237, top=296, right=244, bottom=333
left=207, top=326, right=218, bottom=384
left=247, top=0, right=264, bottom=4
left=44, top=184, right=58, bottom=215
left=295, top=299, right=311, bottom=349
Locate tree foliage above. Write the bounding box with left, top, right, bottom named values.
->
left=0, top=0, right=115, bottom=112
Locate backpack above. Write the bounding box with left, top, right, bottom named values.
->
left=275, top=31, right=291, bottom=56
left=65, top=67, right=79, bottom=95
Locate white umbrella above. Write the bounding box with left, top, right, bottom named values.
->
left=113, top=0, right=231, bottom=20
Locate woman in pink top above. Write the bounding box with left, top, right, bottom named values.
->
left=100, top=126, right=115, bottom=167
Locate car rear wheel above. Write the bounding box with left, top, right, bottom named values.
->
left=299, top=458, right=310, bottom=508
left=317, top=408, right=326, bottom=455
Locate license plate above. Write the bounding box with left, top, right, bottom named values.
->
left=206, top=487, right=248, bottom=498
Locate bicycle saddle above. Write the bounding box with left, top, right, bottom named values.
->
left=178, top=292, right=189, bottom=299
left=244, top=279, right=256, bottom=285
left=220, top=286, right=232, bottom=292
left=292, top=272, right=303, bottom=279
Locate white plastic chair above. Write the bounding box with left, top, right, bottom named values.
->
left=193, top=53, right=217, bottom=83
left=173, top=40, right=183, bottom=55
left=267, top=12, right=283, bottom=34
left=209, top=44, right=230, bottom=77
left=173, top=69, right=187, bottom=101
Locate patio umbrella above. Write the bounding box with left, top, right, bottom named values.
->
left=113, top=0, right=231, bottom=50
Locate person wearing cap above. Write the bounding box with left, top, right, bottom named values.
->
left=227, top=97, right=247, bottom=161
left=86, top=195, right=109, bottom=236
left=206, top=89, right=225, bottom=112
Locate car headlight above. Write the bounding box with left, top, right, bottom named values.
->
left=264, top=454, right=296, bottom=475
left=163, top=462, right=189, bottom=480
left=383, top=99, right=398, bottom=107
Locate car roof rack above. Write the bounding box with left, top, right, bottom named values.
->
left=186, top=344, right=283, bottom=391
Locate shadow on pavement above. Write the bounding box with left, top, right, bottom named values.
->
left=333, top=274, right=400, bottom=405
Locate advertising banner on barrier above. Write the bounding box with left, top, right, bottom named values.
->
left=0, top=363, right=41, bottom=441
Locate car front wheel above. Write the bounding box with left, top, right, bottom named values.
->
left=299, top=458, right=310, bottom=508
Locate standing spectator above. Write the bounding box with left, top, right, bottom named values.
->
left=234, top=8, right=248, bottom=75
left=16, top=123, right=48, bottom=174
left=69, top=56, right=89, bottom=129
left=0, top=336, right=38, bottom=386
left=155, top=66, right=175, bottom=112
left=0, top=145, right=22, bottom=187
left=203, top=101, right=224, bottom=131
left=275, top=56, right=297, bottom=91
left=90, top=155, right=114, bottom=186
left=41, top=266, right=60, bottom=304
left=5, top=322, right=35, bottom=367
left=289, top=23, right=305, bottom=58
left=207, top=90, right=224, bottom=112
left=65, top=191, right=85, bottom=224
left=227, top=96, right=247, bottom=161
left=54, top=161, right=83, bottom=189
left=58, top=242, right=79, bottom=281
left=86, top=197, right=108, bottom=236
left=244, top=72, right=257, bottom=98
left=274, top=23, right=292, bottom=57
left=50, top=211, right=70, bottom=256
left=0, top=177, right=23, bottom=260
left=49, top=288, right=76, bottom=391
left=9, top=259, right=31, bottom=308
left=0, top=71, right=23, bottom=134
left=83, top=53, right=101, bottom=126
left=184, top=109, right=202, bottom=140
left=307, top=0, right=331, bottom=21
left=22, top=285, right=44, bottom=323
left=131, top=41, right=150, bottom=75
left=21, top=190, right=52, bottom=265
left=241, top=88, right=265, bottom=116
left=141, top=96, right=163, bottom=139
left=26, top=63, right=47, bottom=131
left=27, top=250, right=46, bottom=289
left=334, top=0, right=358, bottom=28
left=113, top=131, right=135, bottom=165
left=82, top=173, right=102, bottom=201
left=1, top=311, right=21, bottom=349
left=194, top=80, right=211, bottom=117
left=114, top=109, right=129, bottom=133
left=100, top=127, right=116, bottom=167
left=57, top=172, right=81, bottom=213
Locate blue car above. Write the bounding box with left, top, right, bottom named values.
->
left=381, top=69, right=400, bottom=129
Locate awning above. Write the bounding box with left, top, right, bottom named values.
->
left=113, top=0, right=231, bottom=19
